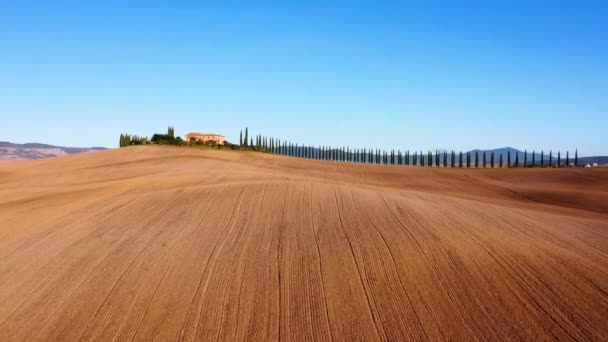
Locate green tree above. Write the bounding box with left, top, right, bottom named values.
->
left=558, top=151, right=561, bottom=167
left=168, top=126, right=175, bottom=138
left=515, top=151, right=519, bottom=167
left=499, top=153, right=503, bottom=168
left=467, top=152, right=471, bottom=168
left=524, top=150, right=527, bottom=168
left=491, top=152, right=495, bottom=168
left=244, top=127, right=249, bottom=147
left=541, top=150, right=544, bottom=167
left=532, top=151, right=535, bottom=167
left=507, top=151, right=511, bottom=168
left=575, top=149, right=578, bottom=167
left=549, top=150, right=552, bottom=167
left=483, top=151, right=487, bottom=168
left=566, top=151, right=569, bottom=166
left=475, top=151, right=479, bottom=168
left=459, top=151, right=463, bottom=168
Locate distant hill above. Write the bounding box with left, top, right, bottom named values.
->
left=270, top=145, right=607, bottom=166
left=0, top=141, right=107, bottom=163
left=468, top=147, right=607, bottom=166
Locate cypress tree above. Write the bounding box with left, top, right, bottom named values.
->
left=575, top=149, right=578, bottom=167
left=491, top=152, right=495, bottom=168
left=244, top=127, right=249, bottom=147
left=444, top=151, right=448, bottom=168
left=239, top=130, right=243, bottom=146
left=421, top=151, right=425, bottom=167
left=524, top=150, right=527, bottom=168
left=475, top=151, right=479, bottom=168
left=467, top=152, right=471, bottom=168
left=515, top=151, right=519, bottom=167
left=507, top=151, right=511, bottom=168
left=541, top=150, right=544, bottom=167
left=532, top=151, right=535, bottom=167
left=250, top=137, right=253, bottom=148
left=499, top=153, right=503, bottom=168
left=451, top=151, right=455, bottom=168
left=558, top=151, right=561, bottom=167
left=549, top=150, right=552, bottom=167
left=566, top=151, right=569, bottom=167
left=483, top=151, right=487, bottom=168
left=459, top=152, right=463, bottom=168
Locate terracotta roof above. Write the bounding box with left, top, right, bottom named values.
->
left=186, top=132, right=225, bottom=137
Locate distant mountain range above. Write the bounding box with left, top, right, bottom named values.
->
left=0, top=141, right=107, bottom=163
left=467, top=147, right=607, bottom=166
left=279, top=146, right=607, bottom=166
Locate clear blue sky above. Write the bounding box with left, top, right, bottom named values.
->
left=2, top=1, right=606, bottom=155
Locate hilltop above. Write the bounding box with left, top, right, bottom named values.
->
left=0, top=146, right=607, bottom=340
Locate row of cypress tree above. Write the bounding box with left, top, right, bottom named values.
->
left=239, top=128, right=579, bottom=167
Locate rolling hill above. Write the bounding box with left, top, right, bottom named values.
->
left=0, top=146, right=607, bottom=341
left=0, top=141, right=107, bottom=163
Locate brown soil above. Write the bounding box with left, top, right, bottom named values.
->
left=1, top=146, right=607, bottom=341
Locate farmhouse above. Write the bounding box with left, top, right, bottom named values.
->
left=185, top=132, right=226, bottom=145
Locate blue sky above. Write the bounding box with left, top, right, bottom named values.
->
left=2, top=1, right=606, bottom=155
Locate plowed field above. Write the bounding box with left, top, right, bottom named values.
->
left=1, top=146, right=607, bottom=341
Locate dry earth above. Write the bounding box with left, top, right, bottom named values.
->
left=1, top=146, right=607, bottom=341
